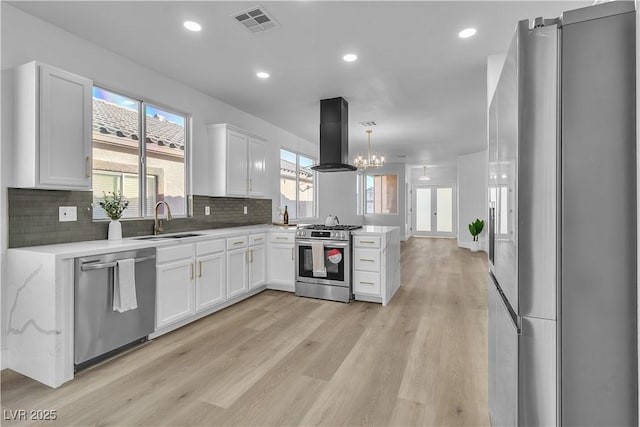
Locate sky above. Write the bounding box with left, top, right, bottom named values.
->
left=93, top=87, right=185, bottom=127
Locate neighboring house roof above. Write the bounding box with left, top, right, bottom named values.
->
left=280, top=159, right=313, bottom=180
left=93, top=99, right=185, bottom=150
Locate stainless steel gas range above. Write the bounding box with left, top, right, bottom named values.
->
left=294, top=224, right=362, bottom=303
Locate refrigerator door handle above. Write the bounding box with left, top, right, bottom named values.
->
left=491, top=273, right=521, bottom=335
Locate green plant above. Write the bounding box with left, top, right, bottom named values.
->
left=468, top=218, right=484, bottom=241
left=99, top=191, right=129, bottom=220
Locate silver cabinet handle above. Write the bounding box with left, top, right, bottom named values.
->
left=360, top=281, right=375, bottom=285
left=249, top=178, right=253, bottom=192
left=291, top=247, right=294, bottom=261
left=360, top=240, right=376, bottom=244
left=198, top=261, right=202, bottom=278
left=250, top=249, right=254, bottom=263
left=254, top=237, right=263, bottom=242
left=86, top=156, right=91, bottom=178
left=276, top=237, right=288, bottom=240
left=190, top=263, right=194, bottom=280
left=233, top=241, right=244, bottom=245
left=359, top=258, right=375, bottom=262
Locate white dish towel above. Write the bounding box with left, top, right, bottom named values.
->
left=312, top=241, right=327, bottom=278
left=113, top=258, right=138, bottom=313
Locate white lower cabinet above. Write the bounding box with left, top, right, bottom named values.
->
left=267, top=232, right=295, bottom=292
left=156, top=245, right=195, bottom=329
left=195, top=250, right=226, bottom=311
left=227, top=247, right=249, bottom=299
left=249, top=236, right=266, bottom=290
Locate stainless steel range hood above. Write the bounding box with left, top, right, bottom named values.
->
left=311, top=97, right=357, bottom=172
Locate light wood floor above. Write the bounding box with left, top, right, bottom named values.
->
left=1, top=237, right=490, bottom=427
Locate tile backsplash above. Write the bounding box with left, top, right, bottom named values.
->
left=8, top=188, right=272, bottom=248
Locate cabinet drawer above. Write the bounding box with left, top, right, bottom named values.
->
left=196, top=239, right=225, bottom=256
left=354, top=249, right=381, bottom=272
left=354, top=236, right=381, bottom=249
left=353, top=271, right=381, bottom=296
left=226, top=236, right=248, bottom=250
left=249, top=233, right=266, bottom=246
left=269, top=232, right=294, bottom=244
left=157, top=244, right=194, bottom=264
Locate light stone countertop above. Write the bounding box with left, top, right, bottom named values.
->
left=8, top=224, right=297, bottom=259
left=351, top=225, right=400, bottom=235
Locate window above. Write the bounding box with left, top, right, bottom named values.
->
left=280, top=149, right=316, bottom=219
left=92, top=87, right=188, bottom=219
left=364, top=174, right=398, bottom=214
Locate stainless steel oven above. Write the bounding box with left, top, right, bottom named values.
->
left=294, top=225, right=361, bottom=303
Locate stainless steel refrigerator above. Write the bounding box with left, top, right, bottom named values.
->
left=488, top=2, right=637, bottom=426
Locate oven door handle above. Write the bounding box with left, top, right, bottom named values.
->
left=295, top=239, right=349, bottom=247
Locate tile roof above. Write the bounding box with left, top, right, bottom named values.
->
left=93, top=99, right=185, bottom=150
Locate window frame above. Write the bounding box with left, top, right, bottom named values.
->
left=91, top=84, right=192, bottom=221
left=359, top=172, right=399, bottom=216
left=279, top=147, right=317, bottom=220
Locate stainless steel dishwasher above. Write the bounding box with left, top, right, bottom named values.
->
left=74, top=247, right=156, bottom=370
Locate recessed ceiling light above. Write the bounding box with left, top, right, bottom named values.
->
left=256, top=71, right=270, bottom=79
left=459, top=28, right=477, bottom=39
left=343, top=53, right=358, bottom=62
left=184, top=21, right=202, bottom=32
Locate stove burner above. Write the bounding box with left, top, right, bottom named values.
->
left=302, top=224, right=363, bottom=231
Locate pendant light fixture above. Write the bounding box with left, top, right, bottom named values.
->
left=419, top=165, right=431, bottom=180
left=354, top=129, right=385, bottom=169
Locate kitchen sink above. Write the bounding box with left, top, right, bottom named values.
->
left=134, top=233, right=204, bottom=240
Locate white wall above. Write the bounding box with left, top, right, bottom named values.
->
left=0, top=4, right=317, bottom=354
left=317, top=171, right=362, bottom=226
left=362, top=163, right=407, bottom=240
left=457, top=151, right=488, bottom=250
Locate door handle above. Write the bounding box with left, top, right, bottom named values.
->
left=198, top=261, right=202, bottom=278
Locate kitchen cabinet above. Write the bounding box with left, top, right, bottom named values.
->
left=267, top=232, right=295, bottom=292
left=14, top=61, right=92, bottom=190
left=195, top=240, right=226, bottom=311
left=351, top=227, right=401, bottom=305
left=226, top=236, right=249, bottom=299
left=248, top=234, right=266, bottom=289
left=207, top=123, right=267, bottom=197
left=156, top=244, right=195, bottom=328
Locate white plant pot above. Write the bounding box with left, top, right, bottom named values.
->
left=108, top=219, right=122, bottom=241
left=470, top=240, right=480, bottom=252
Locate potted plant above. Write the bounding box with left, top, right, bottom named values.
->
left=468, top=218, right=484, bottom=252
left=99, top=191, right=129, bottom=240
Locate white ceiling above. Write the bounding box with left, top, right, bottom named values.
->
left=10, top=1, right=589, bottom=166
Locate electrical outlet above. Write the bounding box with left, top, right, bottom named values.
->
left=205, top=206, right=211, bottom=216
left=243, top=206, right=248, bottom=215
left=59, top=206, right=77, bottom=222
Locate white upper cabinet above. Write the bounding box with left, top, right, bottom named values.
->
left=14, top=61, right=92, bottom=190
left=207, top=124, right=267, bottom=197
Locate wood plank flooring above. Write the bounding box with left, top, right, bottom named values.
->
left=1, top=237, right=490, bottom=426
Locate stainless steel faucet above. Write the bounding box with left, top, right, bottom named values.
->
left=154, top=201, right=173, bottom=235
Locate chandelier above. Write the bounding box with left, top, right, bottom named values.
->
left=353, top=129, right=385, bottom=169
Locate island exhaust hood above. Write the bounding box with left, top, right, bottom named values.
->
left=311, top=97, right=357, bottom=172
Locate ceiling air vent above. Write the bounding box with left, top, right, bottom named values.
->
left=232, top=5, right=279, bottom=34
left=360, top=121, right=377, bottom=127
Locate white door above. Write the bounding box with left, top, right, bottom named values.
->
left=156, top=259, right=194, bottom=328
left=248, top=137, right=266, bottom=196
left=226, top=130, right=248, bottom=196
left=196, top=252, right=226, bottom=311
left=248, top=244, right=266, bottom=289
left=226, top=248, right=248, bottom=299
left=412, top=185, right=456, bottom=237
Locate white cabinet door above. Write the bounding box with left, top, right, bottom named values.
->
left=267, top=244, right=295, bottom=287
left=248, top=244, right=266, bottom=289
left=156, top=259, right=194, bottom=328
left=226, top=130, right=248, bottom=196
left=39, top=64, right=92, bottom=189
left=248, top=137, right=265, bottom=196
left=196, top=252, right=226, bottom=311
left=227, top=248, right=248, bottom=299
